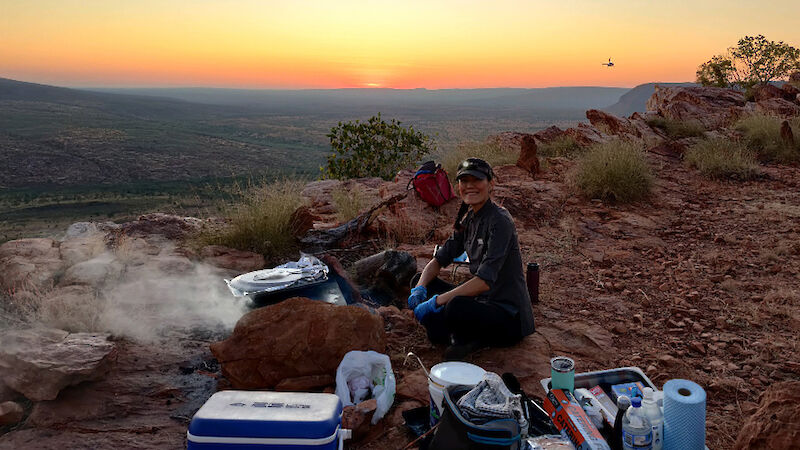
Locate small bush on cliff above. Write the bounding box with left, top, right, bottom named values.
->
left=322, top=114, right=434, bottom=181
left=438, top=140, right=518, bottom=183
left=199, top=179, right=306, bottom=258
left=645, top=117, right=706, bottom=139
left=735, top=114, right=800, bottom=163
left=538, top=136, right=584, bottom=158
left=573, top=140, right=653, bottom=202
left=685, top=139, right=759, bottom=180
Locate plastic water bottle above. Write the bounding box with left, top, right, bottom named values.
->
left=622, top=397, right=652, bottom=450
left=641, top=388, right=664, bottom=450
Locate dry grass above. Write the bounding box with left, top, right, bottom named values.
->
left=538, top=135, right=584, bottom=158
left=332, top=185, right=368, bottom=223
left=684, top=138, right=760, bottom=180
left=573, top=140, right=654, bottom=203
left=437, top=140, right=519, bottom=183
left=735, top=114, right=800, bottom=163
left=645, top=117, right=706, bottom=138
left=197, top=178, right=307, bottom=258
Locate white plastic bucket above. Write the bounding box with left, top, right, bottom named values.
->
left=428, top=361, right=486, bottom=426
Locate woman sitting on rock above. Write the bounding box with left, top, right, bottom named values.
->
left=409, top=158, right=535, bottom=360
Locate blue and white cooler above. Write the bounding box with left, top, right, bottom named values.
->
left=187, top=391, right=351, bottom=450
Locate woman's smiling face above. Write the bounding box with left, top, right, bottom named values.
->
left=458, top=174, right=492, bottom=207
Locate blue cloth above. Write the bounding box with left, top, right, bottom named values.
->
left=408, top=285, right=427, bottom=309
left=414, top=295, right=443, bottom=322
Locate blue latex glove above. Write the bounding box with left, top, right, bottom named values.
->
left=414, top=295, right=443, bottom=322
left=408, top=285, right=427, bottom=309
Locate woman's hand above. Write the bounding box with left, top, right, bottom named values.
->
left=413, top=295, right=442, bottom=321
left=407, top=285, right=427, bottom=309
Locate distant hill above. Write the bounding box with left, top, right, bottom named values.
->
left=603, top=82, right=697, bottom=117
left=91, top=86, right=629, bottom=112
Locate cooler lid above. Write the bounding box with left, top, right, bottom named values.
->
left=188, top=391, right=342, bottom=440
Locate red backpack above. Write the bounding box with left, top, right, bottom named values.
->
left=407, top=161, right=457, bottom=207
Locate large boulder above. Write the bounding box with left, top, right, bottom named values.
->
left=0, top=238, right=64, bottom=291
left=734, top=380, right=800, bottom=449
left=646, top=86, right=746, bottom=129
left=755, top=97, right=800, bottom=118
left=210, top=297, right=386, bottom=389
left=38, top=285, right=101, bottom=332
left=58, top=254, right=123, bottom=288
left=0, top=329, right=117, bottom=401
left=59, top=234, right=107, bottom=267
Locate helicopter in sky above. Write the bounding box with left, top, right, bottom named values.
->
left=602, top=58, right=615, bottom=67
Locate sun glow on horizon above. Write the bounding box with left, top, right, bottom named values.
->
left=2, top=0, right=799, bottom=89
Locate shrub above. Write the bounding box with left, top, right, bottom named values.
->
left=735, top=114, right=800, bottom=163
left=685, top=138, right=759, bottom=180
left=696, top=35, right=800, bottom=88
left=438, top=140, right=518, bottom=183
left=198, top=178, right=306, bottom=258
left=645, top=117, right=706, bottom=138
left=322, top=113, right=434, bottom=180
left=573, top=140, right=653, bottom=202
left=538, top=135, right=584, bottom=158
left=332, top=185, right=368, bottom=223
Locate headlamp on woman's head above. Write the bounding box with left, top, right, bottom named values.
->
left=456, top=158, right=493, bottom=181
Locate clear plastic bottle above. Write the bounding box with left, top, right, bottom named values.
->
left=641, top=388, right=664, bottom=450
left=622, top=397, right=652, bottom=450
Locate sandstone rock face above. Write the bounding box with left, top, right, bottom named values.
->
left=516, top=135, right=540, bottom=174
left=58, top=255, right=123, bottom=287
left=646, top=86, right=745, bottom=129
left=0, top=238, right=64, bottom=291
left=734, top=380, right=800, bottom=449
left=0, top=401, right=24, bottom=425
left=199, top=245, right=265, bottom=272
left=751, top=83, right=786, bottom=102
left=210, top=297, right=385, bottom=389
left=0, top=329, right=117, bottom=401
left=38, top=285, right=100, bottom=332
left=586, top=109, right=663, bottom=146
left=755, top=97, right=800, bottom=118
left=59, top=235, right=107, bottom=267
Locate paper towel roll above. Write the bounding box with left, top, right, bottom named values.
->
left=663, top=379, right=706, bottom=450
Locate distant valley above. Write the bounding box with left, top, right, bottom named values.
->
left=0, top=77, right=673, bottom=240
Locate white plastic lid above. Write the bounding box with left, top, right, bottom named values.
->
left=429, top=362, right=486, bottom=386
left=643, top=387, right=654, bottom=399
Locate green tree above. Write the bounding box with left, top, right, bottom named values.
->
left=696, top=35, right=800, bottom=88
left=321, top=113, right=434, bottom=180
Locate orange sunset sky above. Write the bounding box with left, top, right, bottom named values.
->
left=2, top=0, right=799, bottom=89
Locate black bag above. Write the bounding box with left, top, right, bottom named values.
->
left=429, top=385, right=522, bottom=450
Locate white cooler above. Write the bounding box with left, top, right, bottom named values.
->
left=187, top=391, right=350, bottom=450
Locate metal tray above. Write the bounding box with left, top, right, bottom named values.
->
left=539, top=366, right=657, bottom=394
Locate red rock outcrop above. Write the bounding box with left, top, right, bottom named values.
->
left=751, top=83, right=786, bottom=102
left=586, top=109, right=663, bottom=146
left=734, top=381, right=800, bottom=449
left=646, top=86, right=746, bottom=129
left=210, top=297, right=386, bottom=389
left=0, top=329, right=117, bottom=401
left=516, top=135, right=540, bottom=174
left=199, top=245, right=265, bottom=272
left=755, top=97, right=800, bottom=118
